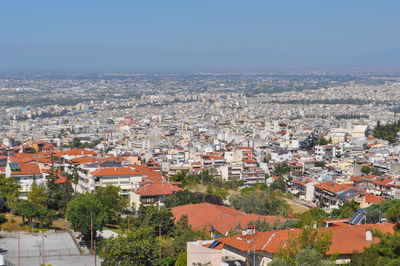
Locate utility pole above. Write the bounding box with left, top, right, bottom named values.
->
left=18, top=228, right=20, bottom=266
left=104, top=245, right=108, bottom=266
left=94, top=239, right=97, bottom=266
left=91, top=212, right=93, bottom=254
left=42, top=231, right=45, bottom=265
left=253, top=241, right=256, bottom=266
left=159, top=223, right=162, bottom=261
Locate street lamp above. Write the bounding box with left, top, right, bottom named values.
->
left=237, top=237, right=256, bottom=266
left=247, top=240, right=256, bottom=266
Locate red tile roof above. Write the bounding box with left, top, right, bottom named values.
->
left=10, top=162, right=41, bottom=176
left=212, top=214, right=283, bottom=236
left=323, top=223, right=394, bottom=255
left=373, top=178, right=393, bottom=186
left=351, top=176, right=362, bottom=182
left=132, top=164, right=164, bottom=181
left=90, top=167, right=138, bottom=176
left=314, top=181, right=352, bottom=194
left=211, top=223, right=395, bottom=256
left=55, top=149, right=97, bottom=157
left=171, top=203, right=282, bottom=235
left=69, top=156, right=98, bottom=165
left=361, top=193, right=384, bottom=204
left=172, top=203, right=242, bottom=231
left=135, top=182, right=182, bottom=196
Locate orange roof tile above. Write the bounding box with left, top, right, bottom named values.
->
left=361, top=193, right=384, bottom=204
left=135, top=182, right=182, bottom=196
left=171, top=203, right=282, bottom=235
left=10, top=162, right=41, bottom=176
left=351, top=176, right=362, bottom=182
left=314, top=181, right=352, bottom=194
left=212, top=223, right=395, bottom=256
left=90, top=167, right=138, bottom=176
left=212, top=214, right=283, bottom=236
left=56, top=149, right=97, bottom=157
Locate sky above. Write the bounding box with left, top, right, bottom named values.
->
left=1, top=0, right=400, bottom=72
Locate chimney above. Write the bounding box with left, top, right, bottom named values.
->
left=247, top=224, right=256, bottom=235
left=366, top=229, right=372, bottom=241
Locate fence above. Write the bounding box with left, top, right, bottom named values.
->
left=1, top=248, right=80, bottom=258
left=3, top=258, right=16, bottom=266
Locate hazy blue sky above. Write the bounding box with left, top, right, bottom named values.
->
left=1, top=0, right=400, bottom=72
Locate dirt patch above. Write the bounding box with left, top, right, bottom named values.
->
left=1, top=213, right=70, bottom=231
left=284, top=199, right=310, bottom=214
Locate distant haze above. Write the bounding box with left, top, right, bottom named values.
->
left=1, top=0, right=400, bottom=72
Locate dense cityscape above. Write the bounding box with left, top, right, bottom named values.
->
left=2, top=1, right=400, bottom=265
left=0, top=72, right=400, bottom=265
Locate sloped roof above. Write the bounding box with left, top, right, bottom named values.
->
left=171, top=203, right=282, bottom=235
left=211, top=223, right=395, bottom=256
left=172, top=203, right=242, bottom=231
left=212, top=214, right=283, bottom=236
left=90, top=167, right=138, bottom=176
left=55, top=149, right=97, bottom=157
left=361, top=193, right=384, bottom=204
left=10, top=162, right=41, bottom=176
left=135, top=182, right=182, bottom=196
left=314, top=181, right=352, bottom=194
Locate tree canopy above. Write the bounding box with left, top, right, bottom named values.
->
left=374, top=120, right=400, bottom=143
left=66, top=193, right=108, bottom=240
left=0, top=174, right=20, bottom=210
left=274, top=224, right=333, bottom=265
left=93, top=185, right=128, bottom=220
left=352, top=230, right=400, bottom=265
left=100, top=226, right=160, bottom=266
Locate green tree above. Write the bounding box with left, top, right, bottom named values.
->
left=384, top=202, right=400, bottom=223
left=275, top=225, right=332, bottom=265
left=171, top=215, right=208, bottom=255
left=37, top=207, right=56, bottom=228
left=164, top=189, right=200, bottom=208
left=0, top=194, right=7, bottom=212
left=66, top=194, right=108, bottom=240
left=366, top=199, right=400, bottom=214
left=365, top=209, right=383, bottom=224
left=28, top=182, right=46, bottom=207
left=174, top=250, right=187, bottom=266
left=230, top=191, right=290, bottom=216
left=361, top=166, right=372, bottom=175
left=373, top=120, right=400, bottom=143
left=99, top=226, right=159, bottom=266
left=72, top=137, right=81, bottom=148
left=14, top=199, right=39, bottom=224
left=270, top=178, right=286, bottom=192
left=133, top=206, right=175, bottom=236
left=247, top=217, right=294, bottom=232
left=93, top=185, right=128, bottom=221
left=45, top=180, right=74, bottom=213
left=274, top=163, right=291, bottom=176
left=0, top=174, right=20, bottom=210
left=352, top=230, right=400, bottom=265
left=295, top=208, right=329, bottom=228
left=330, top=200, right=359, bottom=219
left=295, top=248, right=335, bottom=266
